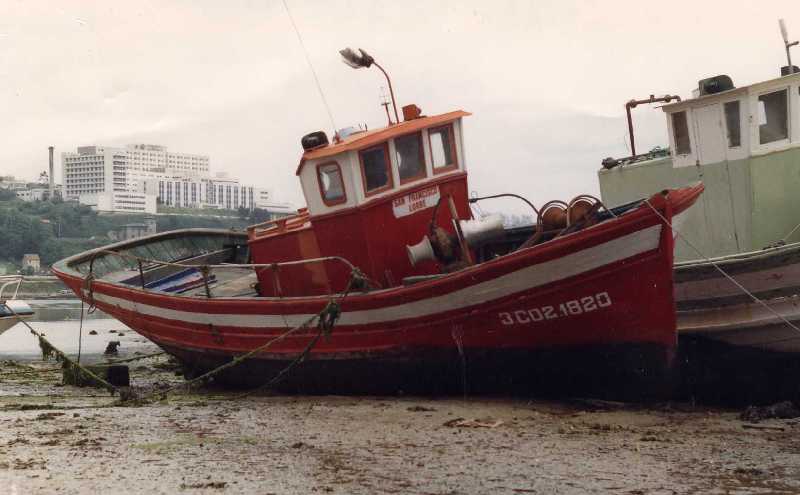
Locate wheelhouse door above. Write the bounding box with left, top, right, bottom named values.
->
left=691, top=103, right=741, bottom=254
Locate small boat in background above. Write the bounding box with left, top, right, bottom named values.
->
left=0, top=276, right=34, bottom=336
left=676, top=243, right=800, bottom=353
left=597, top=23, right=800, bottom=354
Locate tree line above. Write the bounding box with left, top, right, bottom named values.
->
left=0, top=198, right=256, bottom=269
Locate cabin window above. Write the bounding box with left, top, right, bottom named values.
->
left=317, top=162, right=346, bottom=205
left=724, top=101, right=741, bottom=148
left=395, top=132, right=426, bottom=183
left=429, top=124, right=458, bottom=172
left=671, top=111, right=691, bottom=155
left=359, top=143, right=393, bottom=195
left=758, top=89, right=789, bottom=144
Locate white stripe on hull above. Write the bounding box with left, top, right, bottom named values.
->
left=90, top=224, right=662, bottom=328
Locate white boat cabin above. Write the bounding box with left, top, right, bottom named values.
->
left=295, top=109, right=470, bottom=217
left=599, top=68, right=800, bottom=261
left=665, top=71, right=800, bottom=167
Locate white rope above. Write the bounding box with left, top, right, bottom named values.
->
left=780, top=219, right=800, bottom=244
left=644, top=199, right=800, bottom=335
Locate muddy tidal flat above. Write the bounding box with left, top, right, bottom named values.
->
left=1, top=322, right=800, bottom=494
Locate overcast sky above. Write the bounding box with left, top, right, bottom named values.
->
left=1, top=0, right=797, bottom=212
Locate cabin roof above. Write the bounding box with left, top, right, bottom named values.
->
left=662, top=71, right=800, bottom=112
left=296, top=109, right=471, bottom=175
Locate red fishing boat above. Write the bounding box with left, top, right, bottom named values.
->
left=52, top=57, right=704, bottom=393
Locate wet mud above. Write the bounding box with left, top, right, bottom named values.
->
left=1, top=319, right=800, bottom=494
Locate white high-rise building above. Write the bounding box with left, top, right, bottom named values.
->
left=62, top=144, right=278, bottom=215
left=140, top=174, right=257, bottom=211
left=126, top=144, right=209, bottom=175
left=62, top=146, right=128, bottom=199
left=61, top=146, right=156, bottom=213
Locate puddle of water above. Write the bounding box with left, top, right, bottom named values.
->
left=0, top=299, right=155, bottom=361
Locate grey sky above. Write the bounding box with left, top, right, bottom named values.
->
left=1, top=0, right=796, bottom=212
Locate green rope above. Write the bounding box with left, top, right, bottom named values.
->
left=121, top=312, right=320, bottom=406
left=104, top=351, right=165, bottom=365
left=121, top=268, right=361, bottom=405
left=1, top=301, right=121, bottom=396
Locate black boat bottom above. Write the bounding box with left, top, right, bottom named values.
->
left=159, top=342, right=676, bottom=401
left=676, top=336, right=800, bottom=406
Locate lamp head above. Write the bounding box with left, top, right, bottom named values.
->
left=339, top=47, right=374, bottom=69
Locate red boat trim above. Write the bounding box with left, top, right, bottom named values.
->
left=75, top=222, right=662, bottom=328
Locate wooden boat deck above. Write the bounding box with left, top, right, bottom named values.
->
left=180, top=268, right=258, bottom=298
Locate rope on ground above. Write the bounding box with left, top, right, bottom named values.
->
left=104, top=351, right=165, bottom=365
left=644, top=199, right=800, bottom=336
left=119, top=268, right=365, bottom=406
left=0, top=301, right=122, bottom=395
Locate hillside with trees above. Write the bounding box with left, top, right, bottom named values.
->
left=0, top=197, right=269, bottom=271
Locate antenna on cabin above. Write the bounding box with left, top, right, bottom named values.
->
left=779, top=19, right=798, bottom=74
left=339, top=47, right=401, bottom=125
left=379, top=86, right=394, bottom=126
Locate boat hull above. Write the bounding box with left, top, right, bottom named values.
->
left=0, top=300, right=34, bottom=336
left=160, top=341, right=674, bottom=397
left=676, top=242, right=800, bottom=353
left=52, top=186, right=703, bottom=393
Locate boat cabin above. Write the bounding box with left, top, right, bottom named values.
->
left=664, top=72, right=800, bottom=168
left=598, top=69, right=800, bottom=261
left=248, top=108, right=473, bottom=296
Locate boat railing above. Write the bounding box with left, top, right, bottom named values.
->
left=0, top=276, right=23, bottom=300
left=86, top=249, right=359, bottom=298
left=0, top=275, right=61, bottom=301
left=247, top=209, right=310, bottom=240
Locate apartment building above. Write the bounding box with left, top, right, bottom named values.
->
left=126, top=144, right=209, bottom=175
left=62, top=144, right=277, bottom=214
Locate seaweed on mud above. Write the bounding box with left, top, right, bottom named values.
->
left=741, top=401, right=800, bottom=422
left=38, top=338, right=58, bottom=361
left=180, top=482, right=227, bottom=489
left=34, top=412, right=65, bottom=421
left=1, top=404, right=60, bottom=412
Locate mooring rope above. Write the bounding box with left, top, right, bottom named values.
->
left=1, top=265, right=362, bottom=407
left=0, top=301, right=122, bottom=395
left=644, top=199, right=800, bottom=336
left=777, top=218, right=800, bottom=246
left=77, top=297, right=84, bottom=364
left=104, top=351, right=165, bottom=365
left=121, top=268, right=363, bottom=405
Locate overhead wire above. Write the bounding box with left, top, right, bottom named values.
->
left=280, top=0, right=337, bottom=133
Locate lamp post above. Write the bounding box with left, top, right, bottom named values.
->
left=780, top=19, right=798, bottom=74
left=339, top=48, right=400, bottom=125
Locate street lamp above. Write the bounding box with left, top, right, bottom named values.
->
left=339, top=48, right=400, bottom=125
